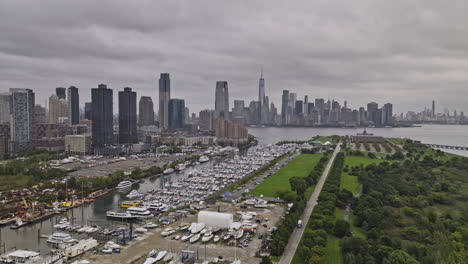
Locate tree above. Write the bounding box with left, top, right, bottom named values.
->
left=383, top=250, right=419, bottom=264
left=334, top=219, right=351, bottom=237
left=290, top=176, right=307, bottom=195
left=260, top=256, right=272, bottom=264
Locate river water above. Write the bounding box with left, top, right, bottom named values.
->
left=1, top=124, right=467, bottom=254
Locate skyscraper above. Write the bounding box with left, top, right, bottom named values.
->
left=168, top=99, right=185, bottom=130
left=281, top=90, right=289, bottom=125
left=48, top=94, right=68, bottom=124
left=10, top=88, right=35, bottom=152
left=382, top=103, right=393, bottom=126
left=258, top=70, right=266, bottom=124
left=34, top=105, right=46, bottom=124
left=119, top=87, right=137, bottom=144
left=199, top=109, right=214, bottom=131
left=138, top=96, right=154, bottom=126
left=215, top=81, right=229, bottom=119
left=84, top=102, right=92, bottom=120
left=56, top=87, right=66, bottom=100
left=67, top=86, right=79, bottom=125
left=158, top=73, right=171, bottom=130
left=367, top=102, right=379, bottom=124
left=0, top=92, right=11, bottom=124
left=91, top=84, right=113, bottom=148
left=432, top=100, right=436, bottom=118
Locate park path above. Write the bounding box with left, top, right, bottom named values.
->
left=279, top=143, right=341, bottom=264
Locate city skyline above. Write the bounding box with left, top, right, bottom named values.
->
left=1, top=1, right=468, bottom=114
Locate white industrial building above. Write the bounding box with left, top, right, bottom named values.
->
left=198, top=211, right=233, bottom=228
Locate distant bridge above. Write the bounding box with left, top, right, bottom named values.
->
left=425, top=144, right=468, bottom=151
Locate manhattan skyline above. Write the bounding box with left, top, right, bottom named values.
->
left=1, top=1, right=468, bottom=114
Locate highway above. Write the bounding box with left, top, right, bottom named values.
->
left=279, top=143, right=341, bottom=264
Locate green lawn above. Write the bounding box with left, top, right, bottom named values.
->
left=321, top=235, right=343, bottom=264
left=250, top=154, right=322, bottom=197
left=340, top=172, right=360, bottom=195
left=345, top=155, right=385, bottom=167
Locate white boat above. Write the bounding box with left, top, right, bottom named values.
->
left=116, top=180, right=133, bottom=191
left=213, top=235, right=220, bottom=243
left=189, top=233, right=201, bottom=243
left=126, top=207, right=154, bottom=218
left=175, top=164, right=186, bottom=171
left=163, top=253, right=173, bottom=262
left=223, top=233, right=231, bottom=241
left=181, top=232, right=193, bottom=241
left=235, top=229, right=244, bottom=239
left=144, top=222, right=159, bottom=229
left=155, top=251, right=167, bottom=261
left=0, top=250, right=42, bottom=264
left=47, top=232, right=77, bottom=245
left=143, top=257, right=157, bottom=264
left=163, top=168, right=174, bottom=175
left=106, top=211, right=135, bottom=220
left=161, top=228, right=175, bottom=237
left=202, top=232, right=213, bottom=242
left=147, top=249, right=158, bottom=258
left=135, top=227, right=148, bottom=233
left=189, top=222, right=205, bottom=234
left=199, top=156, right=209, bottom=163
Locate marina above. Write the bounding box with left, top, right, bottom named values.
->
left=0, top=144, right=290, bottom=261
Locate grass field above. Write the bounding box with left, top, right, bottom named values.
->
left=250, top=154, right=322, bottom=197
left=340, top=172, right=360, bottom=195
left=345, top=155, right=385, bottom=167
left=321, top=235, right=343, bottom=264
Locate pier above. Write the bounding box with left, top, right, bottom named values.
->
left=425, top=144, right=468, bottom=151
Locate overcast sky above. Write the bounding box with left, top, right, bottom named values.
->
left=1, top=0, right=467, bottom=114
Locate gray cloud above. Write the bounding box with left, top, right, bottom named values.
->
left=0, top=0, right=467, bottom=114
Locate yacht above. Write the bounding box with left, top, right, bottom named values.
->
left=199, top=156, right=210, bottom=163
left=46, top=232, right=77, bottom=245
left=181, top=232, right=193, bottom=241
left=116, top=181, right=133, bottom=191
left=175, top=164, right=186, bottom=172
left=106, top=211, right=135, bottom=220
left=0, top=250, right=42, bottom=264
left=202, top=232, right=213, bottom=242
left=189, top=233, right=201, bottom=243
left=120, top=201, right=141, bottom=208
left=126, top=207, right=153, bottom=218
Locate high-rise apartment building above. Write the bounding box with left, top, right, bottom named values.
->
left=215, top=81, right=229, bottom=120
left=48, top=94, right=68, bottom=124
left=84, top=102, right=92, bottom=120
left=138, top=96, right=155, bottom=126
left=382, top=103, right=393, bottom=125
left=158, top=73, right=171, bottom=130
left=67, top=86, right=79, bottom=125
left=367, top=102, right=379, bottom=124
left=34, top=105, right=46, bottom=124
left=168, top=99, right=185, bottom=130
left=199, top=109, right=215, bottom=131
left=0, top=92, right=11, bottom=124
left=119, top=87, right=138, bottom=144
left=10, top=88, right=35, bottom=152
left=432, top=100, right=436, bottom=118
left=56, top=87, right=66, bottom=100
left=281, top=90, right=289, bottom=125
left=91, top=84, right=113, bottom=148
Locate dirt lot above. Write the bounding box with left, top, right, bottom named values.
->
left=82, top=202, right=285, bottom=264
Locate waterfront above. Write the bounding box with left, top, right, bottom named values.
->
left=249, top=124, right=468, bottom=157
left=1, top=124, right=468, bottom=256
left=0, top=158, right=220, bottom=255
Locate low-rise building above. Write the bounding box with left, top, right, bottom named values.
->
left=65, top=135, right=91, bottom=155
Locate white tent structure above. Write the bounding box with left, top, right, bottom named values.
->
left=198, top=211, right=233, bottom=228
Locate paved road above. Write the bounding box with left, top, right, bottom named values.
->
left=279, top=143, right=341, bottom=264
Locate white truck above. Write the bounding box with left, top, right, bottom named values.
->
left=297, top=220, right=303, bottom=228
